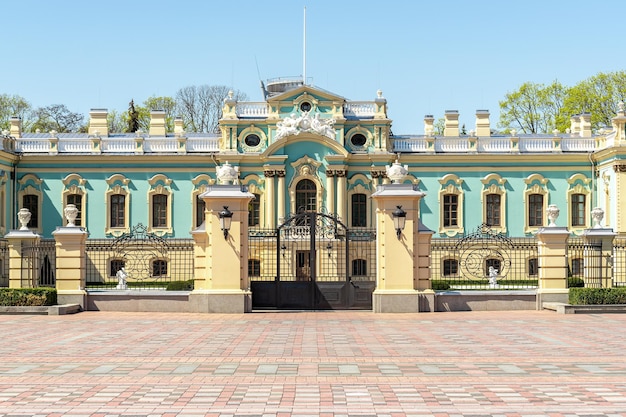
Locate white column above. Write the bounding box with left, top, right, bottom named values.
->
left=264, top=170, right=275, bottom=228
left=326, top=170, right=335, bottom=215
left=277, top=170, right=286, bottom=223
left=336, top=170, right=347, bottom=223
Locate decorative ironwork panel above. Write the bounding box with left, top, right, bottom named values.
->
left=0, top=239, right=8, bottom=287
left=613, top=238, right=626, bottom=287
left=20, top=239, right=56, bottom=288
left=567, top=237, right=603, bottom=288
left=85, top=223, right=194, bottom=290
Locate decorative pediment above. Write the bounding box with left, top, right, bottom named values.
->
left=275, top=111, right=336, bottom=140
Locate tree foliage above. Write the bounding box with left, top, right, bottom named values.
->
left=175, top=85, right=248, bottom=133
left=499, top=72, right=626, bottom=134
left=560, top=71, right=626, bottom=131
left=0, top=94, right=32, bottom=131
left=31, top=104, right=85, bottom=133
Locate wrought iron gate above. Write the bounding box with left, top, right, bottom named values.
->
left=249, top=212, right=376, bottom=309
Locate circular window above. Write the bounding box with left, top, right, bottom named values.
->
left=351, top=133, right=367, bottom=147
left=244, top=134, right=261, bottom=147
left=300, top=101, right=312, bottom=112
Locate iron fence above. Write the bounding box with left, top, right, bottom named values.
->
left=0, top=239, right=9, bottom=287
left=567, top=237, right=603, bottom=288
left=431, top=226, right=538, bottom=290
left=20, top=239, right=56, bottom=288
left=85, top=237, right=195, bottom=290
left=612, top=238, right=626, bottom=287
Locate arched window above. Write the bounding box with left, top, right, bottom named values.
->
left=110, top=259, right=125, bottom=277
left=485, top=258, right=501, bottom=277
left=485, top=194, right=501, bottom=227
left=248, top=259, right=261, bottom=277
left=22, top=194, right=39, bottom=228
left=296, top=179, right=317, bottom=213
left=249, top=194, right=260, bottom=226
left=528, top=258, right=538, bottom=276
left=351, top=193, right=367, bottom=227
left=66, top=194, right=83, bottom=227
left=196, top=198, right=205, bottom=228
left=528, top=194, right=544, bottom=227
left=152, top=260, right=168, bottom=277
left=110, top=194, right=126, bottom=228
left=571, top=193, right=586, bottom=227
left=352, top=259, right=367, bottom=276
left=152, top=194, right=168, bottom=228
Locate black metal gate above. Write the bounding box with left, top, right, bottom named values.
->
left=249, top=212, right=376, bottom=310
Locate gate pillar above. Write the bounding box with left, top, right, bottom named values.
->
left=5, top=209, right=40, bottom=289
left=52, top=224, right=88, bottom=308
left=536, top=219, right=570, bottom=307
left=582, top=227, right=616, bottom=288
left=190, top=176, right=255, bottom=313
left=371, top=182, right=429, bottom=313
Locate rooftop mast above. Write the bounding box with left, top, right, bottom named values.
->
left=303, top=6, right=306, bottom=85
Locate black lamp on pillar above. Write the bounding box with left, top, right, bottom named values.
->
left=392, top=205, right=407, bottom=240
left=219, top=206, right=233, bottom=239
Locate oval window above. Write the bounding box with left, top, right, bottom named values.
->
left=351, top=133, right=367, bottom=147
left=300, top=102, right=312, bottom=112
left=244, top=134, right=261, bottom=147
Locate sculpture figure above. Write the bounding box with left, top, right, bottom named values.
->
left=488, top=266, right=498, bottom=287
left=116, top=267, right=128, bottom=290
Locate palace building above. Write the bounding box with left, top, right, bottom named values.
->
left=1, top=77, right=625, bottom=311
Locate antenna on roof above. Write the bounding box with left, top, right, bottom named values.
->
left=303, top=6, right=307, bottom=86
left=255, top=56, right=268, bottom=99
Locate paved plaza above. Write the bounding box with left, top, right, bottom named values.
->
left=1, top=310, right=626, bottom=417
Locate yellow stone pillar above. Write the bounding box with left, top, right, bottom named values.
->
left=326, top=170, right=335, bottom=215
left=189, top=176, right=254, bottom=313
left=336, top=170, right=347, bottom=223
left=277, top=170, right=286, bottom=222
left=536, top=219, right=570, bottom=307
left=5, top=230, right=40, bottom=289
left=582, top=226, right=616, bottom=288
left=52, top=224, right=88, bottom=308
left=371, top=181, right=427, bottom=313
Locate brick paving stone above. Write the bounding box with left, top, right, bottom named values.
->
left=1, top=311, right=626, bottom=416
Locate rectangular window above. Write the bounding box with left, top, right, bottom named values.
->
left=22, top=195, right=39, bottom=228
left=443, top=194, right=458, bottom=227
left=443, top=259, right=458, bottom=276
left=485, top=258, right=501, bottom=277
left=351, top=193, right=367, bottom=227
left=571, top=194, right=586, bottom=227
left=352, top=259, right=367, bottom=276
left=486, top=194, right=501, bottom=226
left=110, top=194, right=125, bottom=228
left=152, top=260, right=168, bottom=277
left=248, top=259, right=260, bottom=277
left=152, top=194, right=167, bottom=228
left=66, top=194, right=82, bottom=226
left=528, top=194, right=543, bottom=227
left=248, top=194, right=260, bottom=227
left=196, top=198, right=206, bottom=228
left=110, top=259, right=125, bottom=277
left=571, top=258, right=584, bottom=277
left=528, top=258, right=538, bottom=276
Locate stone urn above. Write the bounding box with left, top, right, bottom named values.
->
left=546, top=204, right=560, bottom=227
left=385, top=159, right=409, bottom=184
left=64, top=204, right=79, bottom=227
left=591, top=207, right=604, bottom=229
left=216, top=161, right=239, bottom=185
left=17, top=208, right=31, bottom=230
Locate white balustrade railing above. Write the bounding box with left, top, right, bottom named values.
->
left=187, top=137, right=219, bottom=152
left=393, top=137, right=429, bottom=152
left=518, top=138, right=553, bottom=152
left=236, top=103, right=268, bottom=118
left=15, top=139, right=50, bottom=153
left=144, top=138, right=178, bottom=153
left=344, top=102, right=376, bottom=117
left=477, top=137, right=511, bottom=153
left=561, top=137, right=596, bottom=152
left=101, top=138, right=136, bottom=153
left=435, top=138, right=469, bottom=153
left=58, top=139, right=92, bottom=153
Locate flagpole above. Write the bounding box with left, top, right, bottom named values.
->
left=303, top=6, right=307, bottom=85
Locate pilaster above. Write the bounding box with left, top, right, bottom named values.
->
left=535, top=226, right=570, bottom=306
left=52, top=226, right=89, bottom=307
left=5, top=229, right=40, bottom=289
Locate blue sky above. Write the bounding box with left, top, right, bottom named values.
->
left=3, top=0, right=625, bottom=134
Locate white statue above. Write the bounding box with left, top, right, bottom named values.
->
left=488, top=266, right=498, bottom=287
left=275, top=113, right=299, bottom=140
left=275, top=112, right=336, bottom=140
left=116, top=267, right=128, bottom=290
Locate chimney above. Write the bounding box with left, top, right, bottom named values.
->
left=570, top=114, right=580, bottom=136
left=149, top=110, right=167, bottom=136
left=580, top=112, right=592, bottom=137
left=88, top=108, right=108, bottom=137
left=444, top=110, right=459, bottom=137
left=9, top=116, right=22, bottom=138
left=475, top=110, right=491, bottom=137
left=424, top=114, right=434, bottom=136
left=174, top=116, right=185, bottom=136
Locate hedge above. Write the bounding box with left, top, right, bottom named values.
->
left=0, top=288, right=57, bottom=306
left=569, top=287, right=626, bottom=305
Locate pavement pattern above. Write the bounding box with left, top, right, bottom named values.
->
left=1, top=310, right=626, bottom=416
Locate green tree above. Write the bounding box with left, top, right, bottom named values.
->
left=0, top=94, right=32, bottom=131
left=127, top=100, right=140, bottom=133
left=31, top=104, right=85, bottom=133
left=143, top=96, right=176, bottom=132
left=498, top=81, right=565, bottom=134
left=560, top=71, right=626, bottom=131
